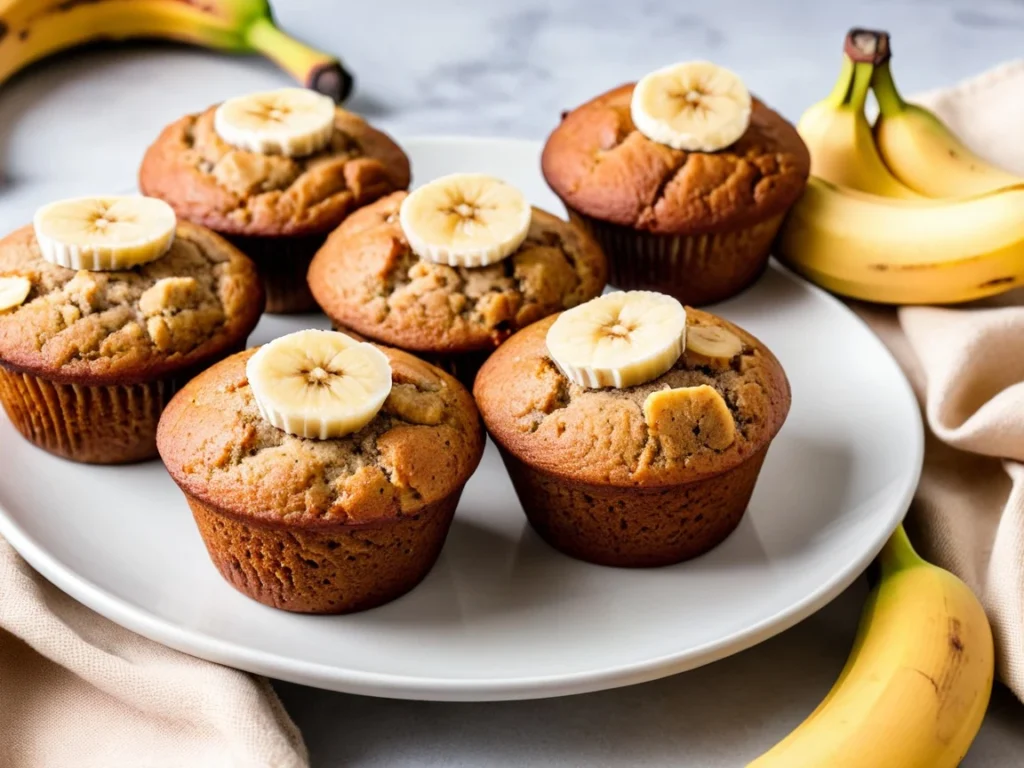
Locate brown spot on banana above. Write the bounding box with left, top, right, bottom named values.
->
left=869, top=261, right=1003, bottom=273
left=912, top=667, right=941, bottom=696
left=949, top=617, right=964, bottom=653
left=0, top=21, right=7, bottom=42
left=55, top=0, right=105, bottom=11
left=980, top=276, right=1016, bottom=289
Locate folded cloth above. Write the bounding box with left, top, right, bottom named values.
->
left=0, top=538, right=309, bottom=767
left=851, top=60, right=1024, bottom=703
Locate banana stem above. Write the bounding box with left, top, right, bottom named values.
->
left=878, top=524, right=921, bottom=577
left=824, top=55, right=875, bottom=113
left=825, top=56, right=857, bottom=106
left=844, top=28, right=891, bottom=65
left=847, top=61, right=875, bottom=112
left=871, top=62, right=907, bottom=116
left=245, top=16, right=353, bottom=102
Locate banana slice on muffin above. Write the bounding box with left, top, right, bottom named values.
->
left=399, top=173, right=532, bottom=268
left=247, top=329, right=393, bottom=440
left=545, top=291, right=687, bottom=389
left=630, top=60, right=752, bottom=152
left=685, top=324, right=744, bottom=370
left=33, top=196, right=176, bottom=271
left=0, top=276, right=31, bottom=312
left=214, top=87, right=336, bottom=157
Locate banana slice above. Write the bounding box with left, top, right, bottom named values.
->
left=0, top=276, right=31, bottom=312
left=214, top=88, right=336, bottom=157
left=399, top=173, right=531, bottom=267
left=33, top=196, right=176, bottom=271
left=686, top=324, right=743, bottom=370
left=643, top=385, right=736, bottom=450
left=546, top=291, right=687, bottom=389
left=631, top=61, right=752, bottom=152
left=246, top=329, right=393, bottom=440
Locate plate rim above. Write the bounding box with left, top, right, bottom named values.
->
left=0, top=135, right=925, bottom=701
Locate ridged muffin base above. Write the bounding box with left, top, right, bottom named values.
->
left=421, top=348, right=495, bottom=391
left=499, top=445, right=770, bottom=567
left=225, top=232, right=328, bottom=315
left=186, top=489, right=464, bottom=614
left=0, top=368, right=179, bottom=464
left=566, top=210, right=783, bottom=306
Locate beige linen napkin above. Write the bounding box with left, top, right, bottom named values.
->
left=852, top=60, right=1024, bottom=702
left=0, top=538, right=309, bottom=767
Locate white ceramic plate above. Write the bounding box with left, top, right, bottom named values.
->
left=0, top=138, right=922, bottom=702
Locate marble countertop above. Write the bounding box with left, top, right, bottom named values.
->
left=2, top=0, right=1023, bottom=765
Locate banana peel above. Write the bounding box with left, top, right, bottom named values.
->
left=749, top=525, right=994, bottom=767
left=0, top=0, right=353, bottom=102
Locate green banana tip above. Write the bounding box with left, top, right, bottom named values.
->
left=879, top=524, right=922, bottom=575
left=844, top=28, right=891, bottom=66
left=244, top=15, right=355, bottom=103
left=870, top=61, right=906, bottom=114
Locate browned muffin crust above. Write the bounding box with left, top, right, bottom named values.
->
left=541, top=84, right=810, bottom=235
left=139, top=106, right=411, bottom=237
left=157, top=345, right=484, bottom=526
left=0, top=222, right=263, bottom=386
left=307, top=192, right=608, bottom=355
left=474, top=308, right=790, bottom=487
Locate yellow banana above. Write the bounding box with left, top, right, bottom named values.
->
left=796, top=30, right=920, bottom=199
left=0, top=0, right=352, bottom=102
left=871, top=36, right=1021, bottom=197
left=775, top=176, right=1024, bottom=304
left=749, top=525, right=994, bottom=768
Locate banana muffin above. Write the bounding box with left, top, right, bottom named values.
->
left=0, top=196, right=263, bottom=464
left=307, top=175, right=607, bottom=386
left=139, top=88, right=410, bottom=314
left=474, top=291, right=790, bottom=567
left=542, top=62, right=809, bottom=305
left=157, top=329, right=484, bottom=614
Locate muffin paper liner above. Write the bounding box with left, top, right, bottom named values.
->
left=0, top=369, right=178, bottom=464
left=224, top=232, right=328, bottom=315
left=185, top=488, right=463, bottom=614
left=566, top=210, right=783, bottom=305
left=421, top=349, right=495, bottom=391
left=497, top=444, right=770, bottom=567
left=0, top=341, right=249, bottom=465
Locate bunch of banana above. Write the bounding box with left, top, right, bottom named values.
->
left=777, top=28, right=1024, bottom=304
left=795, top=33, right=920, bottom=200
left=0, top=0, right=352, bottom=102
left=872, top=60, right=1020, bottom=198
left=750, top=525, right=994, bottom=767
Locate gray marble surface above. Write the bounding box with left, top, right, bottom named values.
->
left=2, top=0, right=1024, bottom=765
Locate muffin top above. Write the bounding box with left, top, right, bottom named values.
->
left=157, top=345, right=484, bottom=526
left=139, top=105, right=410, bottom=237
left=307, top=191, right=608, bottom=355
left=541, top=84, right=810, bottom=235
left=0, top=222, right=262, bottom=385
left=474, top=308, right=790, bottom=487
